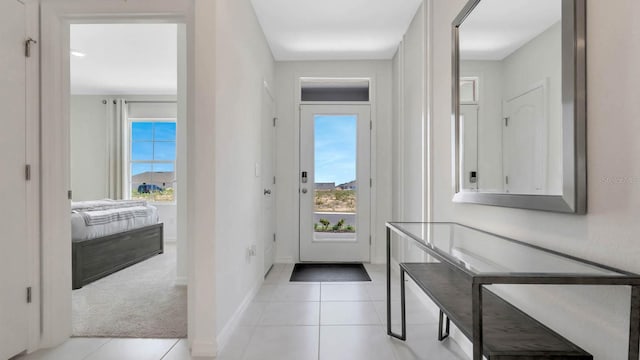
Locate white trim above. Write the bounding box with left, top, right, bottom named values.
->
left=127, top=117, right=178, bottom=201
left=40, top=3, right=73, bottom=347
left=190, top=340, right=218, bottom=358
left=298, top=104, right=371, bottom=262
left=276, top=256, right=295, bottom=264
left=369, top=81, right=378, bottom=262
left=293, top=73, right=378, bottom=263
left=424, top=0, right=434, bottom=227
left=263, top=79, right=276, bottom=101
left=24, top=0, right=41, bottom=353
left=419, top=3, right=427, bottom=223
left=128, top=117, right=177, bottom=121
left=175, top=276, right=188, bottom=287
left=216, top=280, right=262, bottom=353
left=38, top=1, right=212, bottom=353
left=396, top=41, right=405, bottom=223
left=300, top=101, right=372, bottom=106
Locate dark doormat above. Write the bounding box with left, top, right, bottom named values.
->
left=290, top=263, right=371, bottom=282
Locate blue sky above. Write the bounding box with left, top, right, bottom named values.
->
left=130, top=118, right=357, bottom=185
left=314, top=115, right=356, bottom=185
left=131, top=122, right=176, bottom=176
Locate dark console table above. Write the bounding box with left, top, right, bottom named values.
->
left=386, top=222, right=640, bottom=360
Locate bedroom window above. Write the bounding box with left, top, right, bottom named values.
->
left=130, top=120, right=177, bottom=202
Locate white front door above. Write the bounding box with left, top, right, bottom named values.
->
left=299, top=105, right=371, bottom=262
left=262, top=86, right=276, bottom=275
left=503, top=84, right=547, bottom=194
left=0, top=0, right=29, bottom=358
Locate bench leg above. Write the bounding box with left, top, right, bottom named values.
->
left=472, top=282, right=483, bottom=360
left=438, top=310, right=450, bottom=341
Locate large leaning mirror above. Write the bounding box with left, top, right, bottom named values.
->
left=452, top=0, right=586, bottom=213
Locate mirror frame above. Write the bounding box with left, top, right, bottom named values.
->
left=451, top=0, right=586, bottom=214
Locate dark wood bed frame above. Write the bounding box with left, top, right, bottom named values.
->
left=72, top=223, right=164, bottom=289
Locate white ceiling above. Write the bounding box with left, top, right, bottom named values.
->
left=70, top=24, right=177, bottom=95
left=250, top=0, right=423, bottom=61
left=459, top=0, right=561, bottom=61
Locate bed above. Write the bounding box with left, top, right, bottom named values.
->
left=71, top=199, right=164, bottom=289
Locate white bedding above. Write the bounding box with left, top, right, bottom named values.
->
left=71, top=200, right=159, bottom=241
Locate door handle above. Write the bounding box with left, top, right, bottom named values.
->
left=264, top=189, right=272, bottom=195
left=301, top=188, right=308, bottom=194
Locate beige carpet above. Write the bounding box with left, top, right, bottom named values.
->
left=72, top=243, right=187, bottom=338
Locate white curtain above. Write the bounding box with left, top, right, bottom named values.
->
left=105, top=98, right=127, bottom=199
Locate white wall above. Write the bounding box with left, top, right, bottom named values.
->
left=428, top=1, right=640, bottom=359
left=459, top=61, right=503, bottom=191
left=502, top=21, right=562, bottom=194
left=213, top=0, right=275, bottom=339
left=274, top=60, right=393, bottom=264
left=392, top=46, right=403, bottom=221
left=69, top=94, right=178, bottom=241
left=392, top=2, right=426, bottom=222
left=70, top=96, right=108, bottom=201
left=460, top=22, right=562, bottom=194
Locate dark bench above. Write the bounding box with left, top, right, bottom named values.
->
left=396, top=262, right=592, bottom=359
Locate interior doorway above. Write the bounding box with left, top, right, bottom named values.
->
left=68, top=23, right=187, bottom=338
left=299, top=105, right=371, bottom=262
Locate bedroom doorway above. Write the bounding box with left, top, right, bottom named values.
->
left=68, top=23, right=188, bottom=338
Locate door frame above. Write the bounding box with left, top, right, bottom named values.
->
left=299, top=104, right=372, bottom=262
left=293, top=76, right=377, bottom=263
left=502, top=79, right=549, bottom=194
left=262, top=79, right=277, bottom=275
left=39, top=1, right=217, bottom=356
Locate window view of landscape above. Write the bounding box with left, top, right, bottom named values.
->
left=313, top=115, right=357, bottom=235
left=130, top=121, right=177, bottom=202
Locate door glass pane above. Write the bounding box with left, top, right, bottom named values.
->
left=313, top=115, right=357, bottom=241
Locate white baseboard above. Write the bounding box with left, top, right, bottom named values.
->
left=276, top=256, right=294, bottom=264
left=190, top=339, right=217, bottom=357
left=216, top=280, right=262, bottom=352
left=174, top=276, right=187, bottom=287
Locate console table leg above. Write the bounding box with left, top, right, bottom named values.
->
left=438, top=310, right=450, bottom=341
left=629, top=286, right=640, bottom=360
left=386, top=227, right=406, bottom=340
left=386, top=227, right=392, bottom=337
left=472, top=282, right=483, bottom=360
left=400, top=268, right=407, bottom=340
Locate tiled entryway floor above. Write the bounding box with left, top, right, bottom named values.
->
left=18, top=264, right=468, bottom=360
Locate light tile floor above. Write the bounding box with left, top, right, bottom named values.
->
left=17, top=264, right=468, bottom=360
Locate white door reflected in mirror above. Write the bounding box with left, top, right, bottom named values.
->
left=458, top=0, right=562, bottom=195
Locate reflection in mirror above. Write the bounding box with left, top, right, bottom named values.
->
left=458, top=0, right=562, bottom=195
